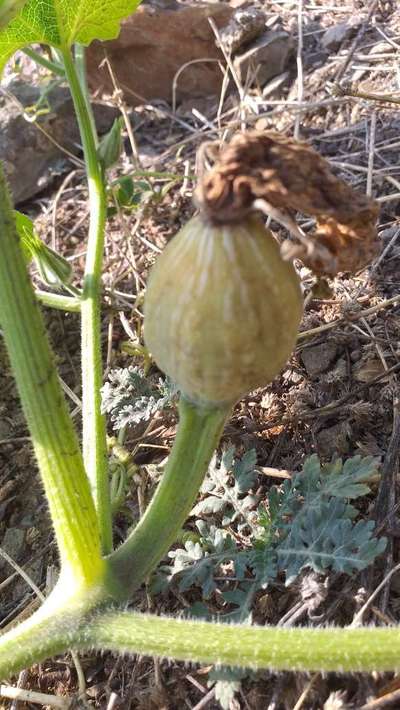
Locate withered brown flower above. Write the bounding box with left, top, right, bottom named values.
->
left=195, top=131, right=379, bottom=276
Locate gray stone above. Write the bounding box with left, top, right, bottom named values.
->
left=0, top=79, right=118, bottom=204
left=321, top=22, right=359, bottom=52
left=316, top=421, right=351, bottom=458
left=0, top=527, right=26, bottom=571
left=219, top=8, right=266, bottom=54
left=301, top=342, right=338, bottom=378
left=234, top=31, right=293, bottom=87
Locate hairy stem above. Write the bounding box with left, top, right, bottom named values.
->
left=0, top=577, right=108, bottom=680
left=109, top=398, right=229, bottom=591
left=61, top=47, right=112, bottom=554
left=86, top=611, right=400, bottom=672
left=0, top=165, right=103, bottom=585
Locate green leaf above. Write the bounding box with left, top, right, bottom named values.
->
left=14, top=210, right=36, bottom=263
left=191, top=495, right=225, bottom=516
left=97, top=117, right=123, bottom=171
left=232, top=448, right=257, bottom=492
left=14, top=210, right=73, bottom=287
left=101, top=366, right=175, bottom=430
left=0, top=0, right=142, bottom=74
left=277, top=499, right=387, bottom=584
left=294, top=454, right=376, bottom=501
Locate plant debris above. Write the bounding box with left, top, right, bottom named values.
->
left=195, top=130, right=379, bottom=276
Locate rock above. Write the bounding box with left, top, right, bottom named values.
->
left=86, top=3, right=292, bottom=107
left=234, top=31, right=292, bottom=87
left=316, top=421, right=351, bottom=458
left=321, top=21, right=359, bottom=52
left=219, top=7, right=266, bottom=54
left=0, top=79, right=118, bottom=204
left=86, top=3, right=234, bottom=107
left=300, top=342, right=338, bottom=378
left=0, top=527, right=26, bottom=570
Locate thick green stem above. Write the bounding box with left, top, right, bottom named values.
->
left=0, top=610, right=79, bottom=680
left=109, top=398, right=229, bottom=591
left=0, top=578, right=108, bottom=680
left=61, top=47, right=112, bottom=555
left=0, top=166, right=103, bottom=586
left=3, top=600, right=400, bottom=680
left=85, top=612, right=400, bottom=672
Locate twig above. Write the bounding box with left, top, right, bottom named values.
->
left=359, top=687, right=400, bottom=710
left=100, top=53, right=142, bottom=169
left=0, top=548, right=44, bottom=601
left=10, top=670, right=28, bottom=710
left=0, top=87, right=83, bottom=167
left=334, top=0, right=380, bottom=82
left=172, top=58, right=222, bottom=117
left=293, top=674, right=320, bottom=710
left=258, top=466, right=292, bottom=480
left=366, top=111, right=376, bottom=197
left=298, top=294, right=400, bottom=341
left=191, top=686, right=215, bottom=710
left=294, top=0, right=304, bottom=140
left=0, top=686, right=70, bottom=709
left=351, top=562, right=400, bottom=626
left=371, top=390, right=400, bottom=613
left=373, top=391, right=400, bottom=525
left=296, top=361, right=400, bottom=421
left=51, top=170, right=78, bottom=250
left=334, top=85, right=400, bottom=106
left=368, top=227, right=400, bottom=280
left=106, top=692, right=120, bottom=710
left=208, top=16, right=247, bottom=130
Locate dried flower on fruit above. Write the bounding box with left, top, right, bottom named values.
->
left=195, top=131, right=379, bottom=276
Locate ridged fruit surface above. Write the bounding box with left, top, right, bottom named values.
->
left=144, top=215, right=303, bottom=407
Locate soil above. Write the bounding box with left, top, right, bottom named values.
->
left=2, top=1, right=400, bottom=708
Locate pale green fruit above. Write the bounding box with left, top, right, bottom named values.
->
left=144, top=215, right=303, bottom=407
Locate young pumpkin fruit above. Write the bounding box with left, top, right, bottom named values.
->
left=144, top=214, right=302, bottom=408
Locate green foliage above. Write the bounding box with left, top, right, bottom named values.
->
left=192, top=448, right=259, bottom=531
left=15, top=210, right=73, bottom=288
left=97, top=117, right=123, bottom=172
left=108, top=172, right=184, bottom=216
left=101, top=366, right=177, bottom=429
left=0, top=0, right=142, bottom=73
left=108, top=175, right=150, bottom=216
left=277, top=500, right=386, bottom=583
left=153, top=451, right=386, bottom=616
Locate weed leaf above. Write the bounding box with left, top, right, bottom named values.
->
left=277, top=499, right=386, bottom=584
